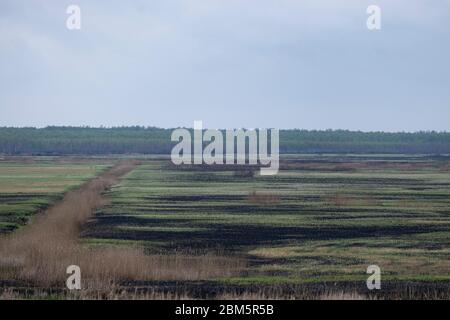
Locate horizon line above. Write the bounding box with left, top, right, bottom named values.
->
left=1, top=125, right=450, bottom=134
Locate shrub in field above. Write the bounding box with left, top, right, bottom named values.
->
left=247, top=191, right=280, bottom=205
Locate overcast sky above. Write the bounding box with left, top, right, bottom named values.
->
left=1, top=0, right=449, bottom=131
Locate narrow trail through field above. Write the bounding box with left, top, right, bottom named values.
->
left=0, top=160, right=139, bottom=286
left=0, top=160, right=244, bottom=296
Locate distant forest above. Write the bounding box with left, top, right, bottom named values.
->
left=1, top=127, right=450, bottom=155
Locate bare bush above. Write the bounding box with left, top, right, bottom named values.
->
left=247, top=191, right=281, bottom=205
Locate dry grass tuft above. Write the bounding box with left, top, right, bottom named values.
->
left=318, top=291, right=367, bottom=300
left=247, top=191, right=281, bottom=205
left=327, top=194, right=378, bottom=207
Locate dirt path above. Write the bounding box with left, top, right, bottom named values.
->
left=0, top=161, right=139, bottom=286
left=0, top=159, right=244, bottom=297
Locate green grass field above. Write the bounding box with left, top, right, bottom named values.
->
left=2, top=155, right=450, bottom=298
left=81, top=155, right=450, bottom=292
left=0, top=157, right=109, bottom=233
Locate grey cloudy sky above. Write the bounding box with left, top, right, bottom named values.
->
left=1, top=0, right=449, bottom=131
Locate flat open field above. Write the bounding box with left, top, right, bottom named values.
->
left=80, top=154, right=450, bottom=298
left=0, top=157, right=109, bottom=233
left=2, top=155, right=450, bottom=299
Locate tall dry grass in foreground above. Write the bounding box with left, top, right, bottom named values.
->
left=216, top=290, right=368, bottom=300
left=0, top=161, right=245, bottom=292
left=0, top=287, right=368, bottom=300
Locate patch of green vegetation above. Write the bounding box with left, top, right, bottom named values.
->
left=82, top=155, right=450, bottom=286
left=0, top=157, right=109, bottom=233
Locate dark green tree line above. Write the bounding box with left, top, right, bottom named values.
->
left=1, top=127, right=449, bottom=155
